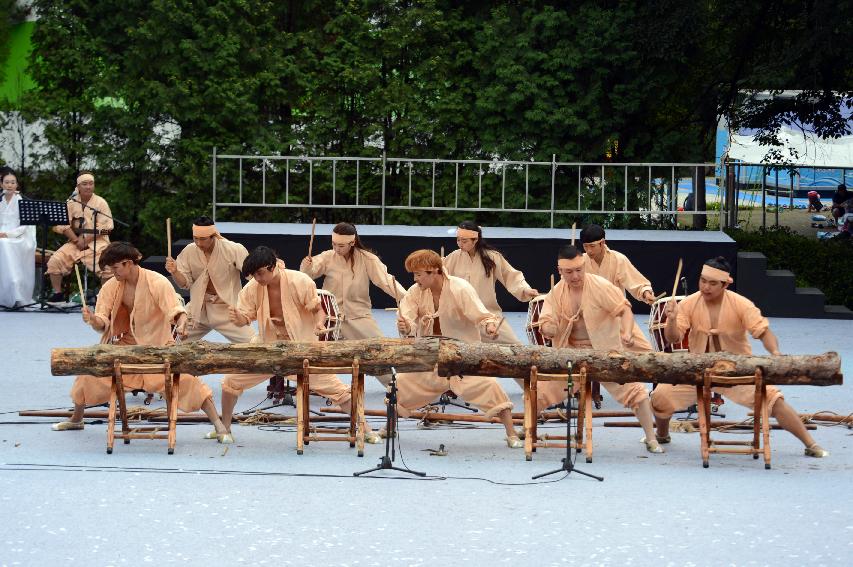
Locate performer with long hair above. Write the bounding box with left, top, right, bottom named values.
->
left=300, top=222, right=406, bottom=386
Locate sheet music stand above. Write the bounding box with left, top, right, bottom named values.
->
left=18, top=200, right=77, bottom=312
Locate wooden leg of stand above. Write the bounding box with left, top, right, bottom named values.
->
left=530, top=368, right=539, bottom=454
left=584, top=374, right=593, bottom=463
left=697, top=379, right=710, bottom=468
left=524, top=368, right=534, bottom=461
left=167, top=372, right=179, bottom=455
left=759, top=372, right=771, bottom=469
left=296, top=373, right=305, bottom=455
left=752, top=372, right=761, bottom=460
left=356, top=371, right=365, bottom=457
left=302, top=360, right=310, bottom=446
left=116, top=372, right=129, bottom=445
left=107, top=367, right=119, bottom=454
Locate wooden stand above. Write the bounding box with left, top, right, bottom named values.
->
left=107, top=361, right=180, bottom=454
left=296, top=358, right=367, bottom=456
left=524, top=366, right=592, bottom=462
left=697, top=368, right=771, bottom=469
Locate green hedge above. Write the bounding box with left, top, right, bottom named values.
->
left=726, top=227, right=853, bottom=310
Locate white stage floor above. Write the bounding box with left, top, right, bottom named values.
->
left=1, top=310, right=849, bottom=565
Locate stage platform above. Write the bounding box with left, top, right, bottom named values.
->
left=211, top=222, right=736, bottom=313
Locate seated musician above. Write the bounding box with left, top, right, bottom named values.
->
left=538, top=244, right=664, bottom=454
left=219, top=246, right=380, bottom=444
left=52, top=242, right=230, bottom=440
left=394, top=249, right=523, bottom=448
left=651, top=257, right=829, bottom=458
left=46, top=172, right=114, bottom=303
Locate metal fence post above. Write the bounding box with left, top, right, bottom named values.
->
left=381, top=151, right=386, bottom=225
left=550, top=154, right=556, bottom=228
left=211, top=146, right=217, bottom=222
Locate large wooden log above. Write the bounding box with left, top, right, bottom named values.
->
left=50, top=337, right=843, bottom=386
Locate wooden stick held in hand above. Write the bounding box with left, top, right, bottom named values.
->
left=388, top=274, right=401, bottom=308
left=166, top=218, right=172, bottom=258
left=671, top=258, right=683, bottom=298
left=550, top=273, right=555, bottom=291
left=570, top=222, right=577, bottom=246
left=74, top=263, right=85, bottom=304
left=307, top=217, right=317, bottom=259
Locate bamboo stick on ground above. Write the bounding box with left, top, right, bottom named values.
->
left=603, top=420, right=816, bottom=431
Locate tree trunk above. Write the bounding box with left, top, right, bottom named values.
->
left=50, top=338, right=843, bottom=386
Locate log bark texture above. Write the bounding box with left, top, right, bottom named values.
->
left=51, top=337, right=843, bottom=386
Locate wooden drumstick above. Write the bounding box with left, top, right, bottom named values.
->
left=307, top=217, right=317, bottom=259
left=74, top=263, right=85, bottom=304
left=570, top=222, right=576, bottom=246
left=491, top=316, right=505, bottom=339
left=166, top=218, right=172, bottom=258
left=440, top=245, right=445, bottom=261
left=670, top=258, right=683, bottom=298
left=388, top=274, right=401, bottom=308
left=550, top=273, right=555, bottom=290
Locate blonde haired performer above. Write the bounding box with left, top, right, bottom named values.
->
left=165, top=216, right=254, bottom=343
left=444, top=221, right=539, bottom=344
left=538, top=244, right=664, bottom=454
left=218, top=246, right=380, bottom=444
left=300, top=222, right=406, bottom=386
left=395, top=249, right=522, bottom=448
left=46, top=172, right=114, bottom=303
left=651, top=256, right=828, bottom=458
left=51, top=242, right=229, bottom=442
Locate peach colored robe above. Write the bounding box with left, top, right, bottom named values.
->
left=48, top=194, right=114, bottom=277
left=651, top=290, right=782, bottom=417
left=221, top=262, right=350, bottom=404
left=69, top=268, right=212, bottom=412
left=395, top=276, right=512, bottom=418
left=444, top=248, right=535, bottom=344
left=175, top=238, right=254, bottom=343
left=300, top=248, right=406, bottom=340
left=583, top=246, right=653, bottom=352
left=536, top=274, right=649, bottom=410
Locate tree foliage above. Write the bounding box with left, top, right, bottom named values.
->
left=17, top=0, right=853, bottom=249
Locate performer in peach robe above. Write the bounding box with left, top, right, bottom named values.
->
left=46, top=172, right=114, bottom=303
left=219, top=246, right=379, bottom=443
left=165, top=216, right=254, bottom=343
left=651, top=256, right=828, bottom=457
left=395, top=249, right=522, bottom=448
left=538, top=244, right=663, bottom=454
left=52, top=242, right=229, bottom=441
left=443, top=221, right=539, bottom=344
left=300, top=222, right=406, bottom=386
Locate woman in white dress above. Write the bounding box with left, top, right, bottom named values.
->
left=0, top=170, right=37, bottom=307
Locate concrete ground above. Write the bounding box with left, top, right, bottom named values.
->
left=1, top=309, right=851, bottom=566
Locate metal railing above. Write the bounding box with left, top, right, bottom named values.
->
left=211, top=148, right=721, bottom=229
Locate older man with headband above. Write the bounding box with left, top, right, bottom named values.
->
left=47, top=171, right=114, bottom=304
left=651, top=256, right=829, bottom=458
left=165, top=216, right=254, bottom=343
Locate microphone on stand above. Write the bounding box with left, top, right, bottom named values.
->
left=67, top=188, right=78, bottom=201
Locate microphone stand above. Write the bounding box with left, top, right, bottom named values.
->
left=354, top=368, right=425, bottom=477
left=532, top=361, right=604, bottom=481
left=68, top=195, right=128, bottom=303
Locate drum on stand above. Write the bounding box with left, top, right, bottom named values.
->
left=648, top=296, right=689, bottom=353
left=317, top=289, right=343, bottom=342
left=525, top=294, right=551, bottom=347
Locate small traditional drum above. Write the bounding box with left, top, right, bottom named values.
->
left=648, top=296, right=689, bottom=353
left=525, top=294, right=552, bottom=347
left=317, top=289, right=343, bottom=341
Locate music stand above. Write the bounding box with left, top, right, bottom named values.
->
left=17, top=199, right=77, bottom=312
left=354, top=368, right=425, bottom=477
left=532, top=361, right=603, bottom=482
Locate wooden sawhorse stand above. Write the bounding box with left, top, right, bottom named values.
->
left=107, top=361, right=180, bottom=454
left=524, top=366, right=592, bottom=462
left=697, top=368, right=771, bottom=469
left=296, top=358, right=367, bottom=456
